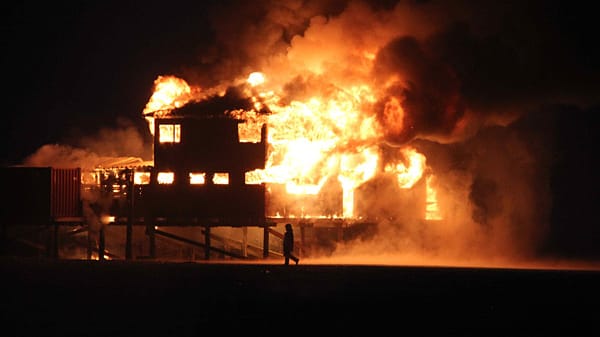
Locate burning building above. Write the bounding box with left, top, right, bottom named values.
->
left=7, top=0, right=596, bottom=267
left=0, top=72, right=443, bottom=261
left=136, top=72, right=444, bottom=260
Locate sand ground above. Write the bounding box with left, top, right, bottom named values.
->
left=2, top=257, right=599, bottom=337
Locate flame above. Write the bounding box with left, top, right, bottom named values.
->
left=143, top=76, right=201, bottom=136
left=91, top=254, right=112, bottom=261
left=247, top=72, right=265, bottom=86
left=100, top=215, right=115, bottom=224
left=385, top=147, right=426, bottom=189
left=425, top=174, right=443, bottom=220
left=338, top=147, right=379, bottom=217
left=243, top=87, right=386, bottom=217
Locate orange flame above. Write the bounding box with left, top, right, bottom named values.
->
left=426, top=174, right=443, bottom=220
left=385, top=147, right=426, bottom=189
left=143, top=75, right=206, bottom=136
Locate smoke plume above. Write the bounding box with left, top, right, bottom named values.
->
left=23, top=118, right=152, bottom=169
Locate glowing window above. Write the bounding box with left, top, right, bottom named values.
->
left=157, top=172, right=174, bottom=184
left=81, top=171, right=100, bottom=185
left=213, top=173, right=229, bottom=185
left=159, top=124, right=181, bottom=143
left=189, top=172, right=206, bottom=185
left=134, top=172, right=150, bottom=185
left=245, top=171, right=262, bottom=185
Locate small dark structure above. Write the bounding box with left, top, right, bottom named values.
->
left=1, top=167, right=83, bottom=257
left=1, top=167, right=82, bottom=225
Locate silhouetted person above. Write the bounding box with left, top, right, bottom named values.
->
left=283, top=223, right=299, bottom=265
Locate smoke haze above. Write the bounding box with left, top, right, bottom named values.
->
left=23, top=119, right=151, bottom=169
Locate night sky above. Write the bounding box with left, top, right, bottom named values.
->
left=3, top=1, right=217, bottom=164
left=3, top=0, right=599, bottom=259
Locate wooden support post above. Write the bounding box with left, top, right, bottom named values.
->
left=47, top=223, right=59, bottom=258
left=52, top=222, right=59, bottom=259
left=126, top=169, right=134, bottom=260
left=125, top=223, right=133, bottom=260
left=46, top=224, right=52, bottom=258
left=263, top=225, right=269, bottom=258
left=300, top=224, right=306, bottom=257
left=0, top=222, right=6, bottom=255
left=87, top=228, right=93, bottom=260
left=204, top=225, right=211, bottom=260
left=241, top=226, right=248, bottom=258
left=98, top=226, right=105, bottom=261
left=147, top=224, right=156, bottom=259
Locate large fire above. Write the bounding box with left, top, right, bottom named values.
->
left=142, top=72, right=441, bottom=220
left=17, top=0, right=598, bottom=269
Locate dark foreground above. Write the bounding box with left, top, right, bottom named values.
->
left=2, top=257, right=599, bottom=337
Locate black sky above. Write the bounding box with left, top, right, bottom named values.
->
left=2, top=0, right=599, bottom=258
left=3, top=1, right=217, bottom=165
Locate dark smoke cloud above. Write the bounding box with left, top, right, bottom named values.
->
left=173, top=84, right=258, bottom=117
left=180, top=0, right=349, bottom=88
left=367, top=0, right=600, bottom=146
left=408, top=103, right=599, bottom=261
left=373, top=36, right=465, bottom=145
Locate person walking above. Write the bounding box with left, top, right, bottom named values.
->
left=283, top=223, right=299, bottom=265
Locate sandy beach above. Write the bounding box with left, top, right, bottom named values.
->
left=2, top=257, right=599, bottom=336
